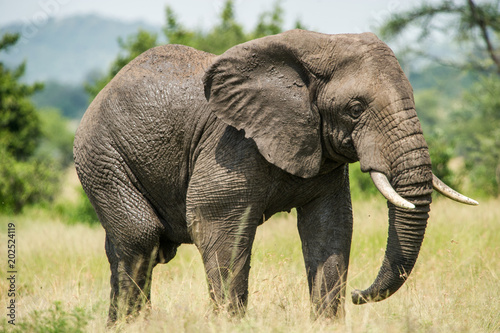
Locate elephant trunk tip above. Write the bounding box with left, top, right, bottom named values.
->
left=351, top=288, right=389, bottom=305
left=351, top=289, right=367, bottom=305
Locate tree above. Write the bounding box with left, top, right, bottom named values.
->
left=0, top=33, right=64, bottom=213
left=35, top=108, right=75, bottom=168
left=164, top=1, right=247, bottom=55
left=379, top=0, right=500, bottom=75
left=0, top=33, right=43, bottom=159
left=452, top=75, right=500, bottom=196
left=252, top=2, right=285, bottom=38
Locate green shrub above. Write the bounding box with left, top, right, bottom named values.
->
left=426, top=133, right=455, bottom=187
left=0, top=147, right=60, bottom=214
left=1, top=301, right=91, bottom=333
left=56, top=186, right=99, bottom=225
left=453, top=75, right=500, bottom=197
left=349, top=162, right=378, bottom=201
left=36, top=108, right=75, bottom=168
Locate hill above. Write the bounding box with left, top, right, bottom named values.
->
left=0, top=14, right=160, bottom=84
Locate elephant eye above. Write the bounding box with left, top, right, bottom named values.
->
left=348, top=100, right=366, bottom=119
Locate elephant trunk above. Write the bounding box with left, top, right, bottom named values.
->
left=352, top=202, right=431, bottom=303
left=353, top=129, right=433, bottom=304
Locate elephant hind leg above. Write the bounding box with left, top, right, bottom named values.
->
left=80, top=159, right=172, bottom=325
left=105, top=235, right=158, bottom=325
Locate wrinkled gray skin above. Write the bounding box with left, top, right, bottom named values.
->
left=74, top=30, right=437, bottom=323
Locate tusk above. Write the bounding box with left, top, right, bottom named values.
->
left=432, top=174, right=479, bottom=206
left=370, top=171, right=415, bottom=209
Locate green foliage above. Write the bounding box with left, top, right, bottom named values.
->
left=452, top=74, right=500, bottom=196
left=349, top=163, right=378, bottom=200
left=1, top=301, right=91, bottom=333
left=164, top=0, right=291, bottom=54
left=163, top=6, right=198, bottom=47
left=379, top=1, right=460, bottom=41
left=0, top=33, right=44, bottom=159
left=0, top=33, right=73, bottom=213
left=0, top=33, right=52, bottom=213
left=0, top=32, right=20, bottom=49
left=35, top=108, right=75, bottom=168
left=410, top=64, right=478, bottom=98
left=252, top=2, right=284, bottom=38
left=56, top=186, right=99, bottom=225
left=426, top=133, right=455, bottom=187
left=192, top=0, right=247, bottom=54
left=0, top=147, right=60, bottom=213
left=413, top=88, right=456, bottom=188
left=414, top=88, right=443, bottom=132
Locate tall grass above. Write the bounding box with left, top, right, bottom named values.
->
left=1, top=197, right=498, bottom=332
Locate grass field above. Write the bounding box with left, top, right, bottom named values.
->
left=1, top=196, right=499, bottom=332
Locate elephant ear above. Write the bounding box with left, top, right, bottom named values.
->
left=203, top=34, right=322, bottom=178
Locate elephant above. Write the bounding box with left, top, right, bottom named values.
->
left=73, top=29, right=477, bottom=324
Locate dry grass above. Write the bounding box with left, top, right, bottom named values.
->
left=1, top=197, right=499, bottom=332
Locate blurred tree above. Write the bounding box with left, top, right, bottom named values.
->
left=35, top=108, right=75, bottom=168
left=0, top=33, right=43, bottom=159
left=451, top=75, right=500, bottom=196
left=379, top=0, right=500, bottom=75
left=163, top=6, right=199, bottom=47
left=252, top=2, right=284, bottom=38
left=165, top=0, right=247, bottom=55
left=349, top=163, right=378, bottom=200
left=0, top=147, right=60, bottom=213
left=0, top=33, right=64, bottom=213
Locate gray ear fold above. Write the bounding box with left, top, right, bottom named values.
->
left=203, top=35, right=322, bottom=178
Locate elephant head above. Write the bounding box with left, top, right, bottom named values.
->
left=203, top=30, right=477, bottom=304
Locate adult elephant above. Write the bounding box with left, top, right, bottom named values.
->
left=74, top=29, right=477, bottom=324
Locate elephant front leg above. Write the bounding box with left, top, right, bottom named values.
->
left=189, top=208, right=259, bottom=316
left=203, top=248, right=253, bottom=316
left=297, top=166, right=353, bottom=318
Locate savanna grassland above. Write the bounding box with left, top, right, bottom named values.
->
left=1, top=192, right=499, bottom=332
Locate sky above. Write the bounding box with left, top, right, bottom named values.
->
left=0, top=0, right=415, bottom=35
